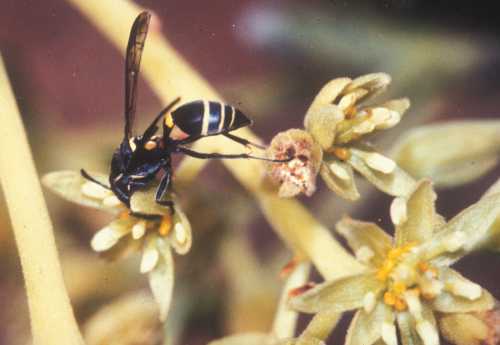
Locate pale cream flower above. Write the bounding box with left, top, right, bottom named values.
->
left=289, top=179, right=500, bottom=345
left=267, top=73, right=415, bottom=200
left=43, top=170, right=192, bottom=321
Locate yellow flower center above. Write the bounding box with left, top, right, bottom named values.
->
left=376, top=242, right=441, bottom=312
left=376, top=242, right=416, bottom=281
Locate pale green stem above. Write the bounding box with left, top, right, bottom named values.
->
left=271, top=262, right=311, bottom=339
left=0, top=55, right=84, bottom=344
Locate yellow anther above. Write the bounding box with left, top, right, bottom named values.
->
left=384, top=291, right=397, bottom=306
left=158, top=215, right=172, bottom=236
left=119, top=211, right=130, bottom=220
left=393, top=281, right=407, bottom=294
left=165, top=114, right=174, bottom=128
left=394, top=297, right=407, bottom=311
left=333, top=147, right=351, bottom=161
left=387, top=247, right=403, bottom=260
left=418, top=261, right=429, bottom=272
left=376, top=259, right=395, bottom=281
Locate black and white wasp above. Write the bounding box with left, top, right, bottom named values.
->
left=81, top=11, right=287, bottom=213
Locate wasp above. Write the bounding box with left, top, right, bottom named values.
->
left=81, top=11, right=288, bottom=213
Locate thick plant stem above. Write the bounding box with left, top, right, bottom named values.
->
left=66, top=0, right=365, bottom=280
left=0, top=56, right=84, bottom=344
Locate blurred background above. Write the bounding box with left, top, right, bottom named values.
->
left=1, top=1, right=500, bottom=344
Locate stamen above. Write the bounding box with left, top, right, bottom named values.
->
left=158, top=215, right=172, bottom=236
left=416, top=320, right=439, bottom=345
left=381, top=322, right=398, bottom=345
left=132, top=220, right=147, bottom=239
left=364, top=152, right=396, bottom=174
left=390, top=197, right=407, bottom=226
left=174, top=222, right=187, bottom=244
left=81, top=181, right=110, bottom=200
left=355, top=246, right=375, bottom=264
left=140, top=240, right=159, bottom=273
left=329, top=161, right=350, bottom=180
left=333, top=147, right=350, bottom=161
left=363, top=292, right=376, bottom=313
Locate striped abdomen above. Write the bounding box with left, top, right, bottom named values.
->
left=170, top=100, right=252, bottom=137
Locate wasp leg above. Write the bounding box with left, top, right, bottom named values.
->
left=80, top=169, right=111, bottom=190
left=129, top=212, right=162, bottom=220
left=177, top=146, right=292, bottom=163
left=155, top=170, right=175, bottom=214
left=222, top=132, right=266, bottom=150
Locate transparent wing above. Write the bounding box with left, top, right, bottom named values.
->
left=124, top=11, right=151, bottom=138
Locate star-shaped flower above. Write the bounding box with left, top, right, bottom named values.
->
left=42, top=170, right=192, bottom=321
left=289, top=179, right=500, bottom=345
left=267, top=73, right=415, bottom=199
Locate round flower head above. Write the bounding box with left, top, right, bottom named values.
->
left=267, top=73, right=415, bottom=200
left=289, top=180, right=500, bottom=345
left=43, top=170, right=192, bottom=321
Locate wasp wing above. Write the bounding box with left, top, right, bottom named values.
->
left=124, top=11, right=151, bottom=139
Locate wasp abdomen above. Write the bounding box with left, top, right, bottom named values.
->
left=171, top=100, right=252, bottom=137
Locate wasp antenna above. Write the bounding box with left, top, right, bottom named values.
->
left=80, top=169, right=111, bottom=190
left=143, top=97, right=182, bottom=140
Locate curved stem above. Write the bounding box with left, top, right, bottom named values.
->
left=0, top=56, right=84, bottom=344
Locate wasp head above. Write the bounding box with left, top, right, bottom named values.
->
left=109, top=136, right=167, bottom=207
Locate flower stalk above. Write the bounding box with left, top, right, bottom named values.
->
left=0, top=55, right=84, bottom=344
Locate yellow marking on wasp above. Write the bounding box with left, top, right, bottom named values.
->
left=201, top=100, right=210, bottom=135
left=144, top=140, right=157, bottom=150
left=228, top=106, right=235, bottom=129
left=128, top=137, right=137, bottom=151
left=218, top=103, right=226, bottom=132
left=165, top=113, right=174, bottom=128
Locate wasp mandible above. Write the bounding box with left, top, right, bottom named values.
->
left=82, top=11, right=288, bottom=213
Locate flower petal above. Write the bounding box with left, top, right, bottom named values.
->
left=304, top=104, right=345, bottom=150
left=42, top=170, right=119, bottom=212
left=336, top=216, right=392, bottom=267
left=140, top=236, right=160, bottom=273
left=432, top=269, right=494, bottom=313
left=343, top=73, right=391, bottom=104
left=307, top=77, right=352, bottom=112
left=168, top=204, right=192, bottom=255
left=289, top=274, right=383, bottom=314
left=148, top=240, right=174, bottom=321
left=431, top=192, right=500, bottom=265
left=395, top=180, right=438, bottom=246
left=390, top=120, right=500, bottom=188
left=439, top=313, right=488, bottom=345
left=345, top=303, right=386, bottom=345
left=349, top=148, right=416, bottom=197
left=320, top=159, right=360, bottom=201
